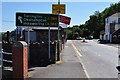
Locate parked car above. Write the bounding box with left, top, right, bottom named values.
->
left=76, top=37, right=82, bottom=40
left=86, top=36, right=93, bottom=40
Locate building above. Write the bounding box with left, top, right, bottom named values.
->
left=100, top=13, right=120, bottom=43
left=15, top=24, right=68, bottom=66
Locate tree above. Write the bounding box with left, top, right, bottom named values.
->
left=81, top=2, right=120, bottom=38
left=67, top=2, right=120, bottom=40
left=66, top=29, right=73, bottom=39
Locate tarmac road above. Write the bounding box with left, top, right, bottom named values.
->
left=72, top=40, right=118, bottom=78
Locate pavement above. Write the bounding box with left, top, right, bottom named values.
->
left=92, top=39, right=119, bottom=48
left=28, top=40, right=88, bottom=79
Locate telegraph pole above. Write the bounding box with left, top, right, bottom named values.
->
left=57, top=0, right=60, bottom=61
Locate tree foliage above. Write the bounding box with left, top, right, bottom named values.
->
left=67, top=25, right=82, bottom=39
left=67, top=2, right=120, bottom=39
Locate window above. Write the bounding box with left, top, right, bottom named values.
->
left=106, top=18, right=109, bottom=23
left=113, top=35, right=117, bottom=40
left=118, top=35, right=120, bottom=40
left=112, top=20, right=116, bottom=23
left=118, top=18, right=120, bottom=24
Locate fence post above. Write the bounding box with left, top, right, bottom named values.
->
left=0, top=49, right=3, bottom=79
left=12, top=41, right=28, bottom=79
left=1, top=49, right=3, bottom=67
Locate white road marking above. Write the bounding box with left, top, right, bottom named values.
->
left=70, top=41, right=91, bottom=79
left=75, top=52, right=90, bottom=79
left=80, top=59, right=91, bottom=79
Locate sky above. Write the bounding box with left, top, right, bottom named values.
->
left=1, top=1, right=118, bottom=32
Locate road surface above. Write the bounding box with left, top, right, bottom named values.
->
left=72, top=40, right=118, bottom=78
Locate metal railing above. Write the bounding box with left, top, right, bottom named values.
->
left=0, top=49, right=12, bottom=67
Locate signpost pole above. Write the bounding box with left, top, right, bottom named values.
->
left=57, top=0, right=60, bottom=61
left=1, top=49, right=3, bottom=79
left=48, top=26, right=51, bottom=62
left=28, top=26, right=30, bottom=63
left=16, top=27, right=18, bottom=41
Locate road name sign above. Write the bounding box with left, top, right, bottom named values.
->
left=16, top=13, right=58, bottom=27
left=52, top=4, right=65, bottom=14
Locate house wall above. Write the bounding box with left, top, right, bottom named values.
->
left=104, top=13, right=120, bottom=42
left=115, top=24, right=120, bottom=30
left=36, top=30, right=58, bottom=42
left=28, top=29, right=67, bottom=66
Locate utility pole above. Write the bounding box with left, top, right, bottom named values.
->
left=57, top=0, right=60, bottom=61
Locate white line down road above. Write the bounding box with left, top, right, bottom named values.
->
left=71, top=41, right=90, bottom=79
left=72, top=40, right=118, bottom=78
left=71, top=41, right=82, bottom=57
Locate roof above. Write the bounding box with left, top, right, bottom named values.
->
left=112, top=29, right=120, bottom=35
left=32, top=27, right=59, bottom=30
left=109, top=13, right=120, bottom=18
left=23, top=23, right=67, bottom=31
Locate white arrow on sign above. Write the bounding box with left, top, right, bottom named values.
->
left=18, top=16, right=22, bottom=23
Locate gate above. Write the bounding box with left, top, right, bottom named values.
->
left=0, top=49, right=12, bottom=67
